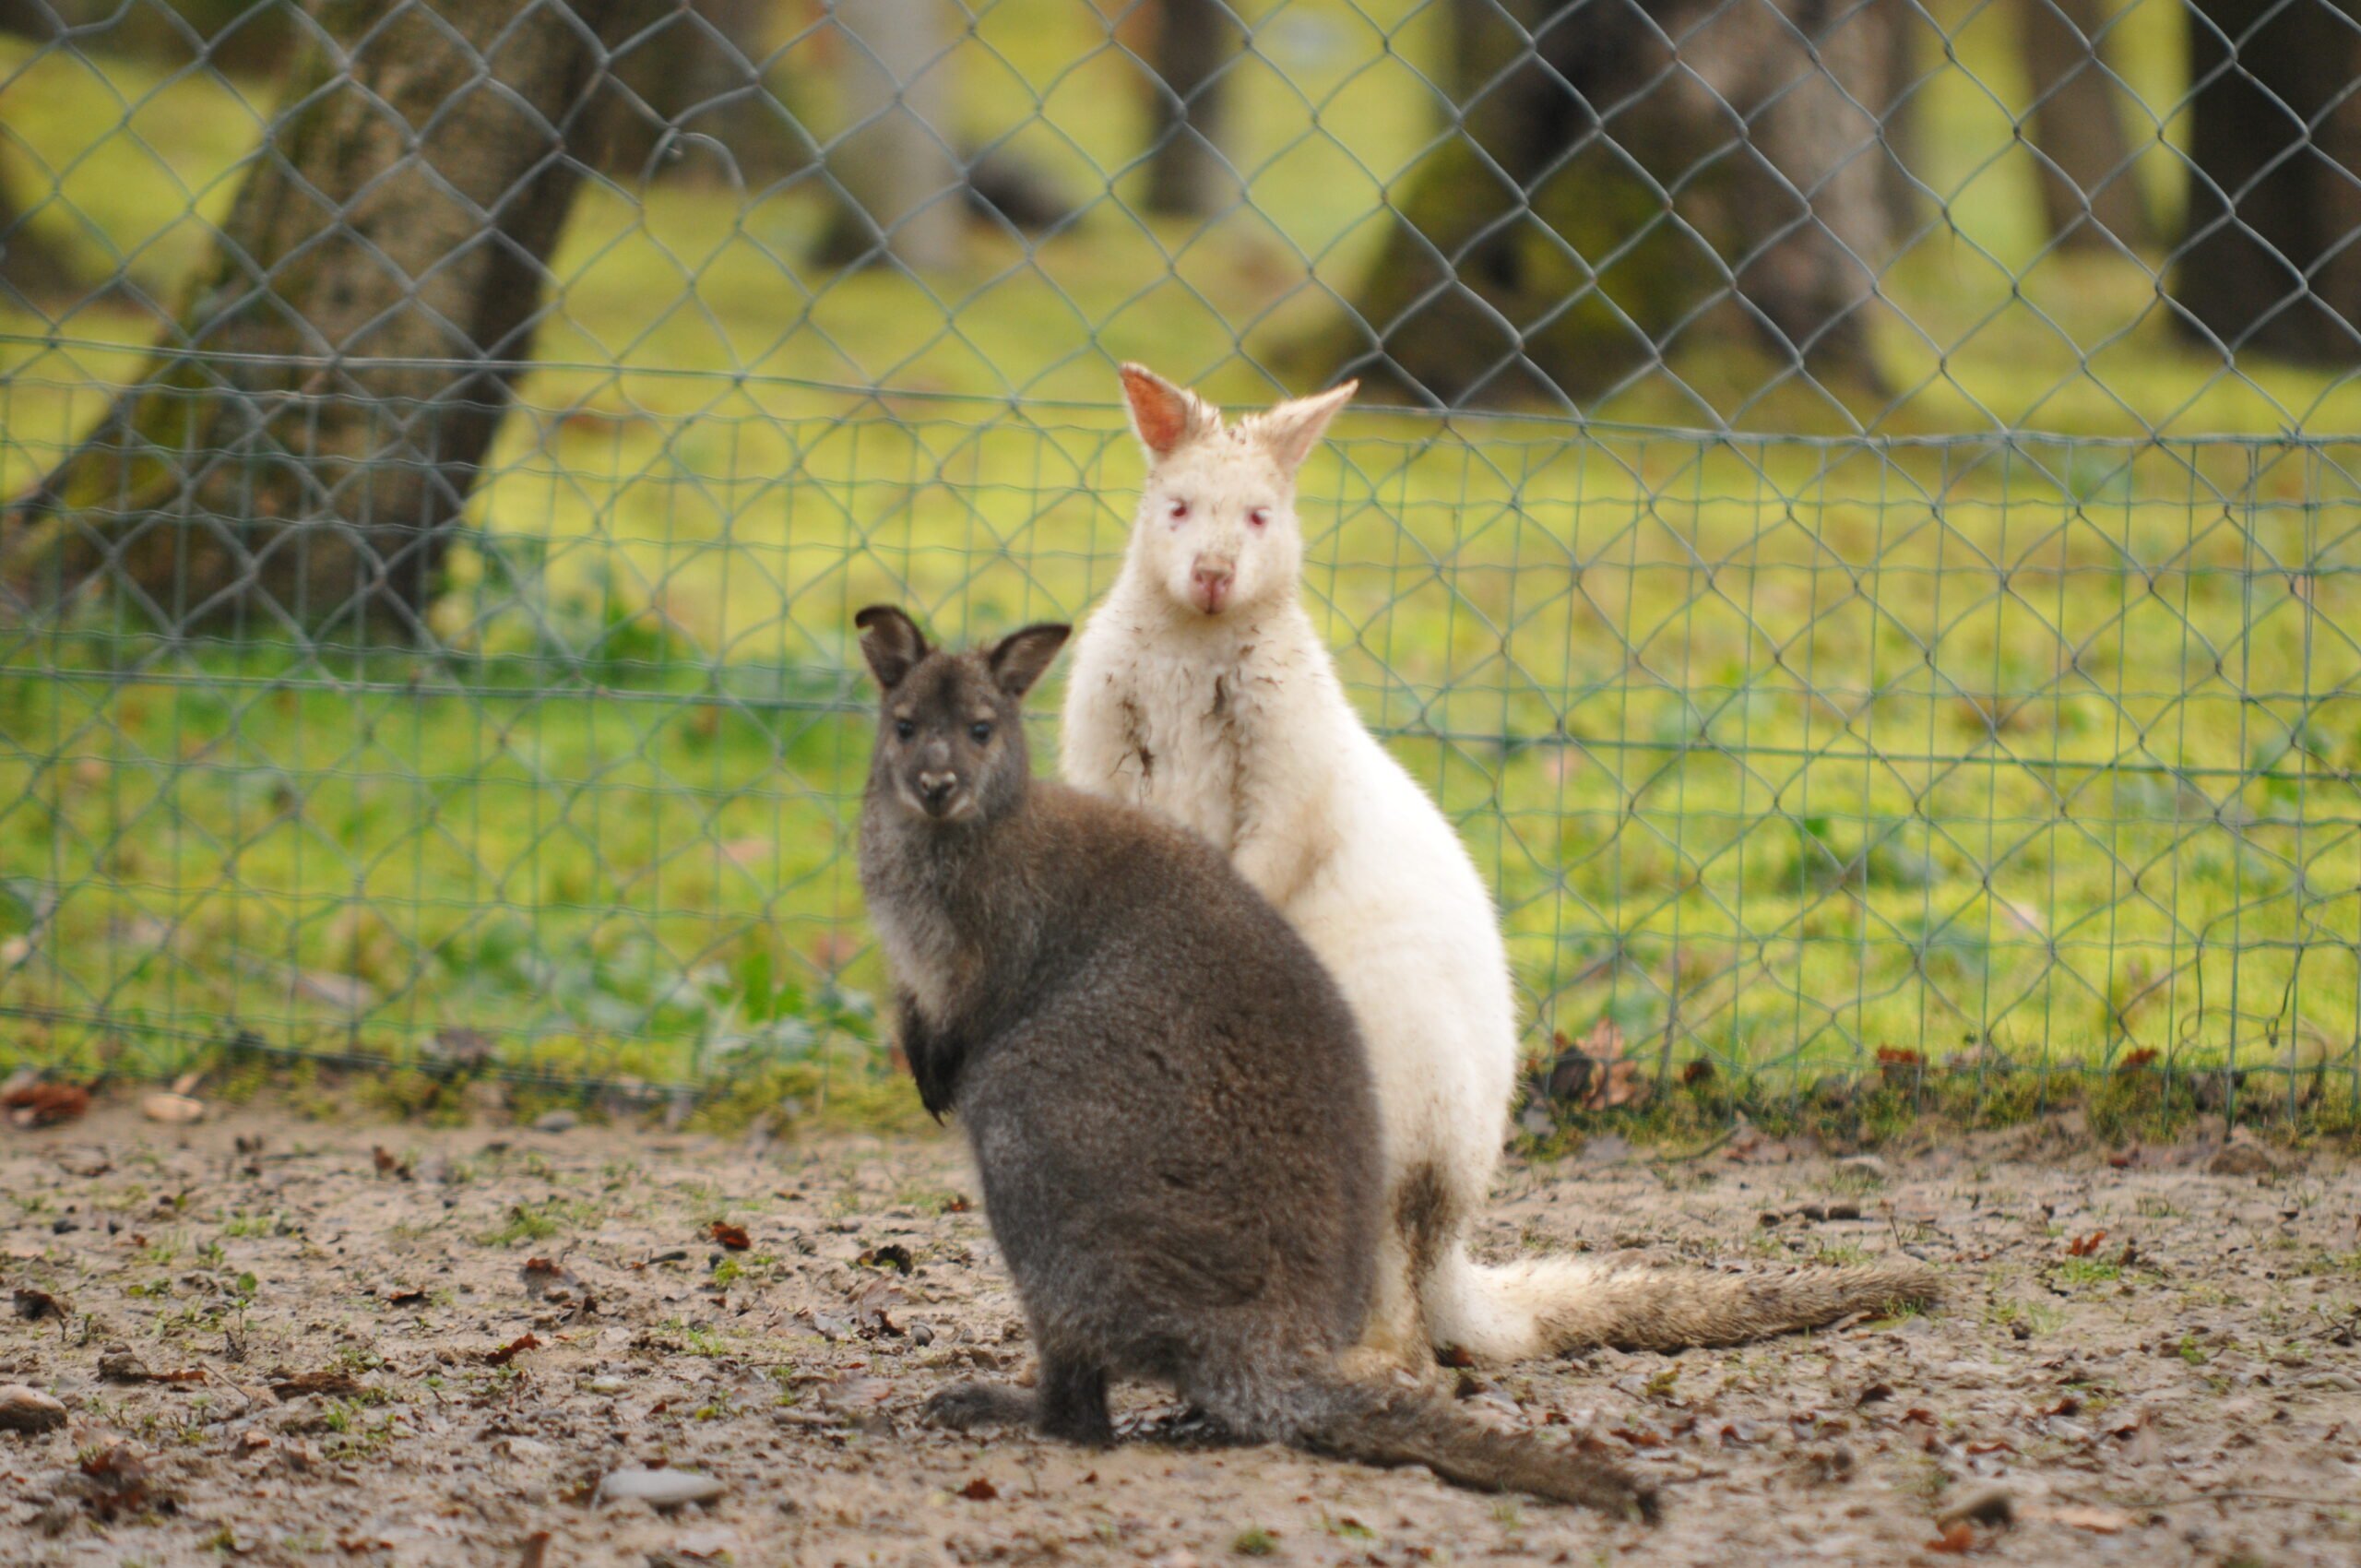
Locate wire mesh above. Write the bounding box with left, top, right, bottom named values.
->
left=2, top=0, right=2357, bottom=1115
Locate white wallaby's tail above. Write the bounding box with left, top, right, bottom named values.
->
left=1422, top=1248, right=1942, bottom=1362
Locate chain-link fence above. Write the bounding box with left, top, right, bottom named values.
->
left=3, top=0, right=2358, bottom=1118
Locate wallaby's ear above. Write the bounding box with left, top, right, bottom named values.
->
left=854, top=604, right=929, bottom=690
left=1251, top=379, right=1357, bottom=475
left=1119, top=362, right=1216, bottom=461
left=987, top=623, right=1071, bottom=700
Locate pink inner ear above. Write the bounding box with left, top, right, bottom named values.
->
left=1122, top=368, right=1193, bottom=456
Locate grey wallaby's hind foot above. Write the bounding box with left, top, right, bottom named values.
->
left=853, top=606, right=1652, bottom=1519
left=921, top=1382, right=1038, bottom=1433
left=924, top=1369, right=1116, bottom=1445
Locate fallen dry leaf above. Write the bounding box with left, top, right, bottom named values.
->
left=520, top=1256, right=587, bottom=1311
left=2066, top=1230, right=2108, bottom=1258
left=1876, top=1045, right=1926, bottom=1090
left=850, top=1276, right=902, bottom=1337
left=708, top=1221, right=751, bottom=1251
left=12, top=1287, right=64, bottom=1323
left=957, top=1477, right=999, bottom=1501
left=2040, top=1503, right=2133, bottom=1535
left=482, top=1333, right=540, bottom=1367
left=269, top=1368, right=364, bottom=1399
left=1541, top=1020, right=1652, bottom=1111
left=4, top=1081, right=90, bottom=1127
left=1925, top=1521, right=1978, bottom=1554
left=75, top=1443, right=158, bottom=1517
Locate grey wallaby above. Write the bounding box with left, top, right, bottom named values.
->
left=852, top=605, right=1656, bottom=1521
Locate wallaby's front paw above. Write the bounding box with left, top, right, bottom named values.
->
left=921, top=1381, right=1037, bottom=1432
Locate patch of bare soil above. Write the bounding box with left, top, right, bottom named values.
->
left=1, top=1103, right=2355, bottom=1567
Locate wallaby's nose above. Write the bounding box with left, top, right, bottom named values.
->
left=917, top=770, right=957, bottom=812
left=1190, top=557, right=1234, bottom=614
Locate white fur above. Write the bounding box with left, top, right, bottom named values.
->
left=1061, top=366, right=1543, bottom=1362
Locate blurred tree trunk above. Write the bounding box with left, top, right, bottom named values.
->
left=0, top=0, right=76, bottom=300
left=1296, top=0, right=1893, bottom=410
left=2173, top=0, right=2361, bottom=361
left=815, top=0, right=964, bottom=270
left=0, top=0, right=58, bottom=39
left=600, top=0, right=804, bottom=185
left=2018, top=0, right=2152, bottom=251
left=2, top=0, right=647, bottom=636
left=1873, top=0, right=1932, bottom=238
left=1143, top=0, right=1242, bottom=217
left=6, top=0, right=294, bottom=75
left=0, top=178, right=84, bottom=306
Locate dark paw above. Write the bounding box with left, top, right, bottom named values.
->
left=1038, top=1405, right=1118, bottom=1449
left=921, top=1381, right=1035, bottom=1432
left=1123, top=1402, right=1243, bottom=1448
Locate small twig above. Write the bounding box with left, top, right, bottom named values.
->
left=1655, top=1467, right=1729, bottom=1486
left=2123, top=1490, right=2360, bottom=1510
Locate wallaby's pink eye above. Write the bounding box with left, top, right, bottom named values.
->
left=1248, top=506, right=1271, bottom=529
left=1167, top=497, right=1191, bottom=524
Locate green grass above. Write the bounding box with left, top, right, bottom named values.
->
left=6, top=424, right=2359, bottom=1103
left=2, top=5, right=2361, bottom=1112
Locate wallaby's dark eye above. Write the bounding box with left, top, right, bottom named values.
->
left=895, top=719, right=915, bottom=741
left=969, top=722, right=992, bottom=743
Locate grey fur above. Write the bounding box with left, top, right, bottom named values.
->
left=852, top=605, right=1655, bottom=1521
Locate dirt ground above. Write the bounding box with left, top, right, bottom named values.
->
left=1, top=1101, right=2355, bottom=1568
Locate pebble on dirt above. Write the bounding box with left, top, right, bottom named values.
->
left=0, top=1384, right=67, bottom=1431
left=595, top=1467, right=728, bottom=1509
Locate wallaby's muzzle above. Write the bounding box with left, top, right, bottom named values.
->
left=916, top=769, right=960, bottom=816
left=1190, top=556, right=1235, bottom=614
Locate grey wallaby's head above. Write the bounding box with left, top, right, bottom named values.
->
left=855, top=606, right=1071, bottom=827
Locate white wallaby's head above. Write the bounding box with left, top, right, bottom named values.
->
left=1117, top=363, right=1356, bottom=621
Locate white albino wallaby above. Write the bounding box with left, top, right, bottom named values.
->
left=1062, top=364, right=1939, bottom=1365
